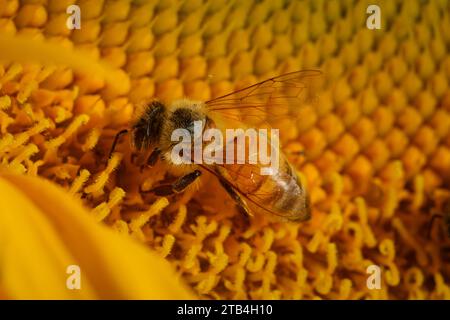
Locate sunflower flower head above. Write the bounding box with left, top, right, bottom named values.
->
left=0, top=0, right=450, bottom=300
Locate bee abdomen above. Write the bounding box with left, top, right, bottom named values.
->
left=257, top=162, right=310, bottom=221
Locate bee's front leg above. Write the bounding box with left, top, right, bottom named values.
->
left=108, top=129, right=129, bottom=160
left=150, top=170, right=202, bottom=196
left=218, top=178, right=251, bottom=218
left=139, top=148, right=161, bottom=172
left=146, top=148, right=161, bottom=167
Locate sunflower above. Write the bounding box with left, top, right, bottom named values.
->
left=0, top=0, right=449, bottom=300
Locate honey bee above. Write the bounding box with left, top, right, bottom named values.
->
left=109, top=70, right=322, bottom=222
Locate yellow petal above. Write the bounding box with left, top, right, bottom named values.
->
left=0, top=172, right=194, bottom=299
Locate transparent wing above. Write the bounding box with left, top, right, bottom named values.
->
left=205, top=70, right=323, bottom=127
left=200, top=70, right=319, bottom=220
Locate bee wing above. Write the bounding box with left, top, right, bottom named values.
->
left=205, top=70, right=323, bottom=127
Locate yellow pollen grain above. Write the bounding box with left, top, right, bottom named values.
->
left=168, top=204, right=187, bottom=233
left=81, top=128, right=101, bottom=152
left=9, top=143, right=38, bottom=165
left=2, top=63, right=23, bottom=83
left=0, top=0, right=449, bottom=300
left=160, top=234, right=176, bottom=258
left=46, top=114, right=89, bottom=149
left=0, top=95, right=12, bottom=110
left=130, top=197, right=170, bottom=231
left=0, top=133, right=14, bottom=153
left=91, top=187, right=126, bottom=222
left=8, top=118, right=51, bottom=151
left=68, top=169, right=91, bottom=195
left=84, top=152, right=123, bottom=197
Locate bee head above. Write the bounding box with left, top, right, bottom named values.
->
left=132, top=101, right=166, bottom=150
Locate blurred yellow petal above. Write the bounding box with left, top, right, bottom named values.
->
left=0, top=0, right=449, bottom=300
left=0, top=172, right=194, bottom=300
left=0, top=34, right=130, bottom=98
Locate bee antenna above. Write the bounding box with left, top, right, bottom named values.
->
left=107, top=129, right=129, bottom=162
left=427, top=213, right=443, bottom=239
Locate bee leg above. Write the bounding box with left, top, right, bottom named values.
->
left=147, top=148, right=161, bottom=167
left=173, top=170, right=202, bottom=192
left=139, top=148, right=161, bottom=172
left=107, top=129, right=129, bottom=161
left=151, top=170, right=202, bottom=196
left=150, top=184, right=174, bottom=196
left=218, top=178, right=251, bottom=220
